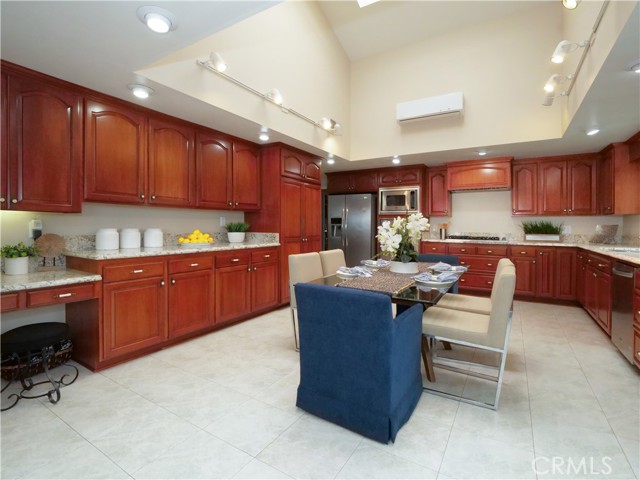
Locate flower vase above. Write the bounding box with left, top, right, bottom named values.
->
left=389, top=260, right=419, bottom=274
left=4, top=257, right=29, bottom=275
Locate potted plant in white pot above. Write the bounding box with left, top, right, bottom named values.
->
left=377, top=213, right=430, bottom=273
left=1, top=242, right=38, bottom=275
left=225, top=222, right=250, bottom=243
left=522, top=221, right=563, bottom=242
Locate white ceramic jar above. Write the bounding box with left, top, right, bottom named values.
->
left=120, top=228, right=141, bottom=249
left=143, top=228, right=163, bottom=248
left=95, top=228, right=119, bottom=250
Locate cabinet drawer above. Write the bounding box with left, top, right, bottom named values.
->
left=27, top=282, right=96, bottom=308
left=458, top=255, right=499, bottom=273
left=251, top=249, right=278, bottom=264
left=448, top=244, right=477, bottom=255
left=169, top=255, right=213, bottom=274
left=476, top=245, right=508, bottom=256
left=1, top=293, right=21, bottom=313
left=510, top=246, right=536, bottom=257
left=586, top=254, right=611, bottom=274
left=216, top=251, right=251, bottom=268
left=103, top=261, right=165, bottom=282
left=458, top=273, right=495, bottom=290
left=420, top=242, right=447, bottom=254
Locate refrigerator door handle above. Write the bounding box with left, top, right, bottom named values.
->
left=343, top=208, right=348, bottom=249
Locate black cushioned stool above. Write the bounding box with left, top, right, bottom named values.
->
left=1, top=322, right=78, bottom=411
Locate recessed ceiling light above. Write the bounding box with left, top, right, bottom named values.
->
left=137, top=6, right=177, bottom=34
left=357, top=0, right=380, bottom=7
left=326, top=158, right=335, bottom=165
left=586, top=128, right=600, bottom=136
left=259, top=133, right=269, bottom=142
left=628, top=62, right=640, bottom=74
left=128, top=84, right=154, bottom=99
left=477, top=150, right=487, bottom=156
left=392, top=156, right=401, bottom=165
left=562, top=0, right=579, bottom=9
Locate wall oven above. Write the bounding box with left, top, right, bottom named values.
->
left=378, top=187, right=420, bottom=214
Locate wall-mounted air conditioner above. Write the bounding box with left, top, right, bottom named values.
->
left=396, top=92, right=464, bottom=123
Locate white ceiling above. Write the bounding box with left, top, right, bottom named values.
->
left=1, top=1, right=639, bottom=173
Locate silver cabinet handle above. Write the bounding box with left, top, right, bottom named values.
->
left=253, top=267, right=257, bottom=271
left=11, top=199, right=17, bottom=204
left=140, top=193, right=145, bottom=199
left=597, top=263, right=607, bottom=268
left=235, top=201, right=238, bottom=206
left=263, top=254, right=271, bottom=258
left=0, top=197, right=5, bottom=203
left=171, top=279, right=176, bottom=285
left=247, top=267, right=251, bottom=272
left=487, top=250, right=493, bottom=254
left=231, top=258, right=240, bottom=262
left=151, top=195, right=156, bottom=200
left=487, top=263, right=493, bottom=267
left=520, top=251, right=527, bottom=254
left=160, top=280, right=165, bottom=286
left=57, top=293, right=74, bottom=298
left=131, top=269, right=144, bottom=273
left=190, top=263, right=199, bottom=267
left=228, top=201, right=232, bottom=206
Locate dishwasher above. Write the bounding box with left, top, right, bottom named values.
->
left=611, top=261, right=636, bottom=364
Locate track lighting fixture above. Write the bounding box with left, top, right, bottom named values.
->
left=551, top=40, right=588, bottom=64
left=136, top=6, right=177, bottom=34
left=197, top=54, right=341, bottom=136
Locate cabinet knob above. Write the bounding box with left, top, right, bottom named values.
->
left=247, top=267, right=251, bottom=272
left=160, top=280, right=165, bottom=286
left=235, top=201, right=238, bottom=206
left=487, top=250, right=493, bottom=254
left=0, top=198, right=5, bottom=203
left=539, top=252, right=543, bottom=256
left=228, top=201, right=232, bottom=206
left=253, top=267, right=257, bottom=271
left=487, top=281, right=493, bottom=285
left=487, top=263, right=493, bottom=267
left=131, top=269, right=144, bottom=274
left=513, top=209, right=516, bottom=213
left=460, top=278, right=466, bottom=282
left=190, top=263, right=199, bottom=267
left=140, top=193, right=145, bottom=199
left=533, top=260, right=536, bottom=264
left=520, top=251, right=527, bottom=254
left=563, top=209, right=567, bottom=212
left=460, top=249, right=466, bottom=252
left=151, top=195, right=156, bottom=200
left=231, top=258, right=240, bottom=262
left=263, top=254, right=271, bottom=258
left=11, top=199, right=17, bottom=204
left=171, top=279, right=176, bottom=285
left=568, top=209, right=572, bottom=212
left=593, top=273, right=597, bottom=277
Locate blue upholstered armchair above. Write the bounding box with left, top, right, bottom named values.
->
left=294, top=283, right=424, bottom=444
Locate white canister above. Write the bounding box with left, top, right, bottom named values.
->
left=120, top=228, right=141, bottom=249
left=96, top=228, right=119, bottom=250
left=143, top=228, right=163, bottom=248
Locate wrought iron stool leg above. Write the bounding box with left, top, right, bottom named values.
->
left=1, top=353, right=22, bottom=411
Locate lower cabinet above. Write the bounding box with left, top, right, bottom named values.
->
left=448, top=244, right=507, bottom=294
left=583, top=253, right=612, bottom=335
left=510, top=253, right=537, bottom=297
left=168, top=255, right=214, bottom=338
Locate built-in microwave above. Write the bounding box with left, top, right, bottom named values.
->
left=378, top=186, right=420, bottom=214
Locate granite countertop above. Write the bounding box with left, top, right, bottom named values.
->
left=1, top=269, right=102, bottom=293
left=420, top=238, right=640, bottom=266
left=64, top=241, right=281, bottom=261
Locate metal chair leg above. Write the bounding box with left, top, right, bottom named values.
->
left=291, top=307, right=300, bottom=352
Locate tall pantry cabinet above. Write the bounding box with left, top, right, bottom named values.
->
left=246, top=145, right=322, bottom=304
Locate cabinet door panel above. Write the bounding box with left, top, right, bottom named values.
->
left=536, top=248, right=555, bottom=298
left=169, top=270, right=214, bottom=338
left=148, top=117, right=194, bottom=207
left=595, top=272, right=612, bottom=335
left=538, top=161, right=566, bottom=215
left=511, top=163, right=538, bottom=215
left=555, top=248, right=576, bottom=300
left=215, top=266, right=250, bottom=322
left=598, top=149, right=614, bottom=214
left=8, top=76, right=82, bottom=212
left=302, top=183, right=321, bottom=240
left=103, top=278, right=166, bottom=359
left=303, top=159, right=322, bottom=184
left=233, top=142, right=260, bottom=210
left=281, top=181, right=302, bottom=242
left=251, top=261, right=279, bottom=312
left=567, top=157, right=596, bottom=214
left=352, top=172, right=378, bottom=193
left=511, top=257, right=536, bottom=296
left=84, top=99, right=147, bottom=204
left=326, top=173, right=352, bottom=194
left=428, top=168, right=450, bottom=216
left=196, top=132, right=232, bottom=209
left=281, top=149, right=304, bottom=180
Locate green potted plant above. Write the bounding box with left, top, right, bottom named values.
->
left=224, top=222, right=250, bottom=243
left=521, top=221, right=563, bottom=241
left=1, top=242, right=38, bottom=275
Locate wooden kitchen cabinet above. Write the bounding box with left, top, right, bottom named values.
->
left=598, top=146, right=614, bottom=214
left=168, top=255, right=214, bottom=338
left=427, top=167, right=450, bottom=216
left=84, top=97, right=147, bottom=204
left=1, top=72, right=7, bottom=209
left=538, top=160, right=566, bottom=215
left=447, top=158, right=511, bottom=191
left=598, top=143, right=640, bottom=215
left=510, top=255, right=537, bottom=297
left=511, top=162, right=538, bottom=216
left=148, top=116, right=195, bottom=207
left=535, top=247, right=555, bottom=298
left=420, top=242, right=447, bottom=254
left=326, top=170, right=379, bottom=194
left=378, top=166, right=423, bottom=187
left=555, top=247, right=576, bottom=301
left=195, top=131, right=260, bottom=210
left=4, top=69, right=82, bottom=212
left=281, top=147, right=321, bottom=184
left=250, top=249, right=280, bottom=313
left=584, top=253, right=612, bottom=335
left=576, top=250, right=588, bottom=306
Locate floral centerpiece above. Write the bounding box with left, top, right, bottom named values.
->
left=377, top=213, right=430, bottom=273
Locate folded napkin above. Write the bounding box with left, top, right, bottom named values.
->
left=413, top=271, right=460, bottom=283
left=362, top=259, right=390, bottom=268
left=337, top=266, right=373, bottom=277
left=430, top=262, right=452, bottom=272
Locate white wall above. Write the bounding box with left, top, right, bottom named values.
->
left=428, top=190, right=624, bottom=238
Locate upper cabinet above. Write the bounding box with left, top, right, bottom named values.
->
left=447, top=158, right=512, bottom=191
left=427, top=167, right=450, bottom=217
left=326, top=170, right=379, bottom=194
left=281, top=148, right=321, bottom=184
left=512, top=154, right=598, bottom=216
left=3, top=69, right=82, bottom=212
left=378, top=166, right=423, bottom=186
left=599, top=142, right=640, bottom=215
left=195, top=132, right=260, bottom=210
left=84, top=97, right=147, bottom=204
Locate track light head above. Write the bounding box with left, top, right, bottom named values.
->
left=551, top=40, right=588, bottom=64
left=562, top=0, right=579, bottom=9
left=266, top=88, right=284, bottom=105
left=209, top=52, right=227, bottom=72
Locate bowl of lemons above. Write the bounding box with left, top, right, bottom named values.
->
left=178, top=229, right=215, bottom=248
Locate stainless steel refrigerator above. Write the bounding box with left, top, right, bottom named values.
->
left=326, top=194, right=376, bottom=267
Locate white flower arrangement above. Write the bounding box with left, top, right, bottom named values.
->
left=377, top=213, right=430, bottom=262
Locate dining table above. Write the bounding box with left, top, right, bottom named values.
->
left=306, top=261, right=465, bottom=383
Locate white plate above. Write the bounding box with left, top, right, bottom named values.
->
left=414, top=278, right=455, bottom=288
left=336, top=271, right=358, bottom=279
left=361, top=260, right=389, bottom=269
left=179, top=243, right=212, bottom=248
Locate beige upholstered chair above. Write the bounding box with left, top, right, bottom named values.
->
left=422, top=261, right=516, bottom=409
left=319, top=249, right=346, bottom=277
left=434, top=258, right=512, bottom=315
left=288, top=252, right=324, bottom=351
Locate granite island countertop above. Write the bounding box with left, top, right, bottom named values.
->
left=64, top=240, right=281, bottom=261
left=1, top=269, right=102, bottom=293
left=420, top=238, right=640, bottom=266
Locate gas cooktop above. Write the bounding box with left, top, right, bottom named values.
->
left=447, top=235, right=503, bottom=241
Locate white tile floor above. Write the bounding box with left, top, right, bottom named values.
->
left=1, top=301, right=639, bottom=479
